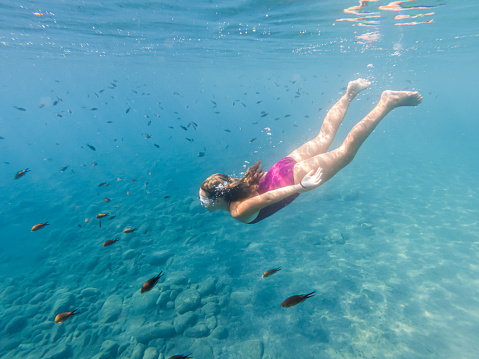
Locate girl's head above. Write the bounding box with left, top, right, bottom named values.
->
left=199, top=161, right=264, bottom=210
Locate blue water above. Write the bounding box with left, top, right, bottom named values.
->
left=1, top=1, right=479, bottom=358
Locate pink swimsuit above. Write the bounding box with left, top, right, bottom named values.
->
left=248, top=157, right=299, bottom=224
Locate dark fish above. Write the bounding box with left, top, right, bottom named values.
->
left=318, top=107, right=323, bottom=112
left=224, top=129, right=231, bottom=133
left=67, top=109, right=72, bottom=114
left=261, top=112, right=268, bottom=117
left=256, top=101, right=262, bottom=104
left=87, top=144, right=96, bottom=151
left=163, top=196, right=170, bottom=199
left=173, top=91, right=180, bottom=95
left=53, top=100, right=59, bottom=106
left=14, top=106, right=26, bottom=111
left=56, top=113, right=62, bottom=118
left=99, top=89, right=104, bottom=93
left=262, top=267, right=281, bottom=278
left=153, top=144, right=160, bottom=148
left=169, top=355, right=192, bottom=359
left=109, top=216, right=116, bottom=220
left=180, top=125, right=187, bottom=131
left=106, top=121, right=113, bottom=123
left=185, top=138, right=194, bottom=142
left=146, top=134, right=152, bottom=139
left=252, top=122, right=258, bottom=125
left=61, top=166, right=69, bottom=172
left=14, top=168, right=30, bottom=179
left=147, top=120, right=151, bottom=126
left=55, top=310, right=78, bottom=324
left=280, top=292, right=315, bottom=308
left=198, top=152, right=205, bottom=157
left=98, top=182, right=107, bottom=187
left=31, top=221, right=49, bottom=232
left=90, top=107, right=98, bottom=111
left=103, top=238, right=119, bottom=247
left=211, top=100, right=217, bottom=107
left=250, top=138, right=256, bottom=143
left=0, top=136, right=5, bottom=139
left=141, top=272, right=164, bottom=293
left=284, top=114, right=291, bottom=118
left=126, top=107, right=131, bottom=114
left=168, top=126, right=174, bottom=129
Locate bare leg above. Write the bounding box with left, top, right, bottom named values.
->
left=288, top=79, right=371, bottom=162
left=293, top=90, right=422, bottom=184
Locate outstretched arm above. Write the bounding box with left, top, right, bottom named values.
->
left=230, top=168, right=323, bottom=220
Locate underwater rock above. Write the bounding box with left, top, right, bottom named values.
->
left=126, top=291, right=157, bottom=316
left=0, top=286, right=19, bottom=305
left=156, top=291, right=169, bottom=308
left=123, top=249, right=136, bottom=260
left=197, top=277, right=217, bottom=296
left=131, top=343, right=146, bottom=359
left=134, top=323, right=176, bottom=344
left=147, top=249, right=172, bottom=266
left=183, top=323, right=210, bottom=338
left=50, top=323, right=65, bottom=343
left=29, top=292, right=48, bottom=305
left=211, top=326, right=228, bottom=339
left=80, top=287, right=100, bottom=298
left=43, top=342, right=73, bottom=359
left=100, top=340, right=119, bottom=357
left=174, top=289, right=201, bottom=314
left=228, top=339, right=264, bottom=359
left=91, top=352, right=112, bottom=359
left=100, top=295, right=123, bottom=323
left=142, top=347, right=158, bottom=359
left=5, top=316, right=28, bottom=334
left=204, top=315, right=217, bottom=330
left=173, top=312, right=198, bottom=334
left=164, top=272, right=188, bottom=286
left=201, top=301, right=220, bottom=317
left=230, top=290, right=252, bottom=305
left=190, top=341, right=213, bottom=358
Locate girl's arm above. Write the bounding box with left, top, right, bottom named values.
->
left=230, top=184, right=304, bottom=220
left=230, top=167, right=323, bottom=220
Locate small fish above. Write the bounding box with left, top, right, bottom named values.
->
left=256, top=101, right=262, bottom=104
left=224, top=129, right=231, bottom=133
left=90, top=107, right=98, bottom=111
left=126, top=107, right=131, bottom=114
left=261, top=112, right=268, bottom=117
left=185, top=138, right=193, bottom=142
left=87, top=144, right=96, bottom=151
left=56, top=113, right=62, bottom=118
left=211, top=100, right=217, bottom=107
left=104, top=198, right=110, bottom=202
left=262, top=267, right=281, bottom=278
left=53, top=100, right=59, bottom=106
left=249, top=138, right=256, bottom=143
left=141, top=272, right=164, bottom=293
left=145, top=134, right=152, bottom=139
left=169, top=355, right=192, bottom=359
left=153, top=144, right=160, bottom=148
left=103, top=238, right=119, bottom=247
left=14, top=106, right=26, bottom=111
left=318, top=107, right=323, bottom=112
left=198, top=152, right=205, bottom=157
left=98, top=182, right=107, bottom=187
left=96, top=213, right=109, bottom=219
left=163, top=196, right=170, bottom=199
left=180, top=125, right=187, bottom=131
left=106, top=120, right=112, bottom=124
left=31, top=222, right=49, bottom=232
left=131, top=179, right=136, bottom=182
left=55, top=310, right=78, bottom=324
left=14, top=168, right=30, bottom=179
left=39, top=104, right=45, bottom=108
left=280, top=292, right=315, bottom=308
left=43, top=158, right=53, bottom=161
left=109, top=216, right=116, bottom=220
left=92, top=162, right=97, bottom=167
left=147, top=120, right=151, bottom=126
left=123, top=228, right=136, bottom=233
left=67, top=109, right=72, bottom=114
left=61, top=166, right=69, bottom=172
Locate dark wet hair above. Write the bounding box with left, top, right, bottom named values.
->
left=200, top=161, right=264, bottom=203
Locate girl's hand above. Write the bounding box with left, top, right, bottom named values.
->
left=299, top=168, right=323, bottom=192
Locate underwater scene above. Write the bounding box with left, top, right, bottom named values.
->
left=1, top=0, right=479, bottom=358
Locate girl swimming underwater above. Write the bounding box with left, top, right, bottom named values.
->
left=199, top=79, right=422, bottom=224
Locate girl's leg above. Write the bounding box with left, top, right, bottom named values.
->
left=293, top=90, right=422, bottom=184
left=288, top=78, right=371, bottom=162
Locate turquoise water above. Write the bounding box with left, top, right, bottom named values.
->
left=1, top=1, right=479, bottom=358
